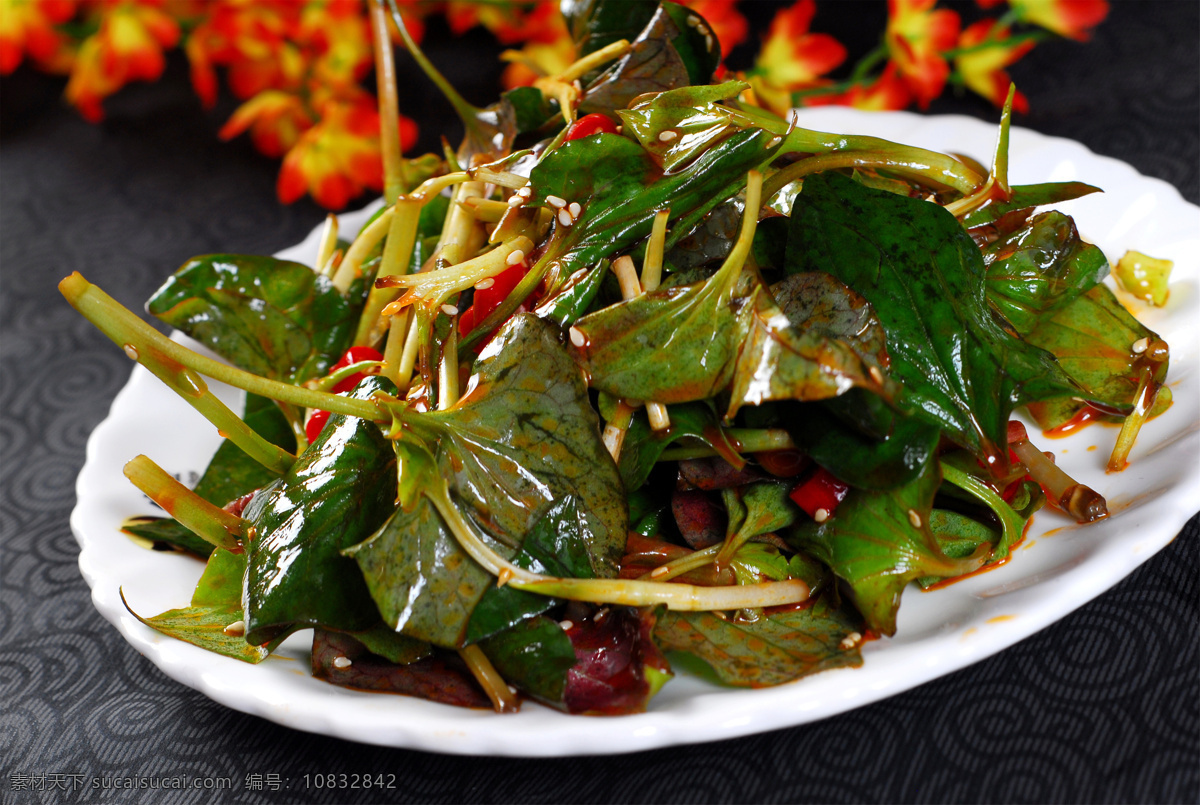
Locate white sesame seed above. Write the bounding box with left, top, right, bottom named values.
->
left=122, top=344, right=139, bottom=360
left=222, top=620, right=245, bottom=637
left=839, top=631, right=862, bottom=650
left=559, top=620, right=574, bottom=631
left=908, top=509, right=922, bottom=528
left=557, top=208, right=574, bottom=227
left=595, top=608, right=608, bottom=622
left=658, top=130, right=678, bottom=143
left=1131, top=337, right=1150, bottom=354
left=332, top=656, right=352, bottom=669
left=568, top=326, right=586, bottom=347
left=568, top=201, right=581, bottom=217
left=814, top=508, right=829, bottom=523
left=516, top=185, right=532, bottom=198
left=497, top=567, right=514, bottom=587
left=546, top=194, right=566, bottom=208
left=508, top=685, right=518, bottom=694
left=686, top=15, right=699, bottom=28
left=767, top=136, right=782, bottom=148
left=869, top=365, right=885, bottom=384
left=506, top=249, right=526, bottom=266
left=704, top=33, right=714, bottom=51
left=507, top=194, right=525, bottom=207
left=475, top=277, right=495, bottom=290
left=649, top=565, right=670, bottom=578
left=441, top=304, right=459, bottom=316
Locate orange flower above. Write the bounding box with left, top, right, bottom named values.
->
left=754, top=0, right=846, bottom=91
left=806, top=62, right=912, bottom=111
left=219, top=89, right=313, bottom=157
left=886, top=0, right=959, bottom=108
left=298, top=0, right=372, bottom=89
left=64, top=0, right=180, bottom=121
left=681, top=0, right=748, bottom=58
left=995, top=0, right=1108, bottom=41
left=185, top=0, right=304, bottom=105
left=277, top=100, right=418, bottom=209
left=498, top=18, right=575, bottom=90
left=0, top=0, right=76, bottom=74
left=955, top=19, right=1033, bottom=111
left=445, top=1, right=561, bottom=45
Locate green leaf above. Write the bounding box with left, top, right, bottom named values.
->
left=530, top=127, right=779, bottom=274
left=480, top=615, right=577, bottom=706
left=579, top=3, right=720, bottom=115
left=787, top=458, right=984, bottom=636
left=129, top=549, right=284, bottom=664
left=242, top=378, right=397, bottom=644
left=612, top=400, right=740, bottom=491
left=784, top=392, right=941, bottom=490
left=771, top=272, right=889, bottom=368
left=617, top=80, right=748, bottom=171
left=147, top=254, right=360, bottom=383
left=1023, top=283, right=1171, bottom=428
left=350, top=316, right=626, bottom=648
left=573, top=272, right=885, bottom=419
left=786, top=172, right=1083, bottom=468
left=563, top=0, right=658, bottom=58
left=983, top=211, right=1109, bottom=335
left=961, top=182, right=1102, bottom=228
left=418, top=315, right=626, bottom=571
left=121, top=392, right=296, bottom=557
left=654, top=595, right=865, bottom=687
left=534, top=259, right=609, bottom=329
left=465, top=496, right=598, bottom=644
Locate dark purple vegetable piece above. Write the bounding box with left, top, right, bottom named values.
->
left=672, top=488, right=726, bottom=550
left=312, top=629, right=490, bottom=708
left=562, top=608, right=670, bottom=715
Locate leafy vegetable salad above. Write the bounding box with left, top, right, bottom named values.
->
left=62, top=1, right=1173, bottom=716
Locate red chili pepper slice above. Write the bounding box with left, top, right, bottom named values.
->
left=458, top=259, right=529, bottom=339
left=330, top=345, right=383, bottom=393
left=305, top=409, right=332, bottom=444
left=788, top=467, right=850, bottom=520
left=564, top=113, right=619, bottom=142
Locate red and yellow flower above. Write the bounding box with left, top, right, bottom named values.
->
left=745, top=0, right=845, bottom=116
left=277, top=99, right=417, bottom=209
left=64, top=0, right=180, bottom=121
left=885, top=0, right=959, bottom=108
left=955, top=19, right=1034, bottom=111
left=0, top=0, right=76, bottom=74
left=806, top=62, right=912, bottom=111
left=978, top=0, right=1108, bottom=41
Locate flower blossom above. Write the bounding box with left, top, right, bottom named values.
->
left=978, top=0, right=1108, bottom=41
left=955, top=19, right=1034, bottom=111
left=0, top=0, right=75, bottom=74
left=746, top=0, right=846, bottom=117
left=886, top=0, right=960, bottom=108
left=64, top=0, right=180, bottom=122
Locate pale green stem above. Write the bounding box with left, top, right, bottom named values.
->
left=370, top=0, right=406, bottom=200
left=636, top=544, right=720, bottom=582
left=354, top=197, right=422, bottom=346
left=658, top=428, right=795, bottom=462
left=315, top=214, right=339, bottom=277
left=60, top=274, right=383, bottom=424
left=457, top=644, right=518, bottom=713
left=559, top=39, right=630, bottom=82
left=427, top=484, right=810, bottom=610
left=124, top=455, right=246, bottom=552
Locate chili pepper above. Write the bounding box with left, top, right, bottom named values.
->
left=564, top=113, right=619, bottom=142
left=789, top=467, right=850, bottom=521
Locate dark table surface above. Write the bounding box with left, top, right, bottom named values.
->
left=2, top=2, right=1197, bottom=802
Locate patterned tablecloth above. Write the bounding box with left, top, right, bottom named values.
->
left=2, top=2, right=1196, bottom=802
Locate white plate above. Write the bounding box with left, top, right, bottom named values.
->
left=73, top=109, right=1200, bottom=756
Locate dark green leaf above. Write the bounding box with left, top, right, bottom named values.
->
left=613, top=400, right=740, bottom=491
left=147, top=254, right=359, bottom=383
left=465, top=496, right=598, bottom=644
left=983, top=211, right=1109, bottom=335
left=1023, top=283, right=1171, bottom=428
left=480, top=615, right=577, bottom=705
left=787, top=457, right=983, bottom=635
left=654, top=595, right=865, bottom=687
left=961, top=182, right=1102, bottom=228
left=242, top=378, right=397, bottom=644
left=129, top=549, right=284, bottom=664
left=617, top=81, right=747, bottom=171
left=562, top=0, right=658, bottom=58
left=786, top=172, right=1083, bottom=468
left=534, top=260, right=609, bottom=329
left=531, top=127, right=779, bottom=274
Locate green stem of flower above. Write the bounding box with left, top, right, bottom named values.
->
left=370, top=0, right=407, bottom=200
left=124, top=455, right=247, bottom=552
left=385, top=0, right=481, bottom=125
left=59, top=274, right=383, bottom=427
